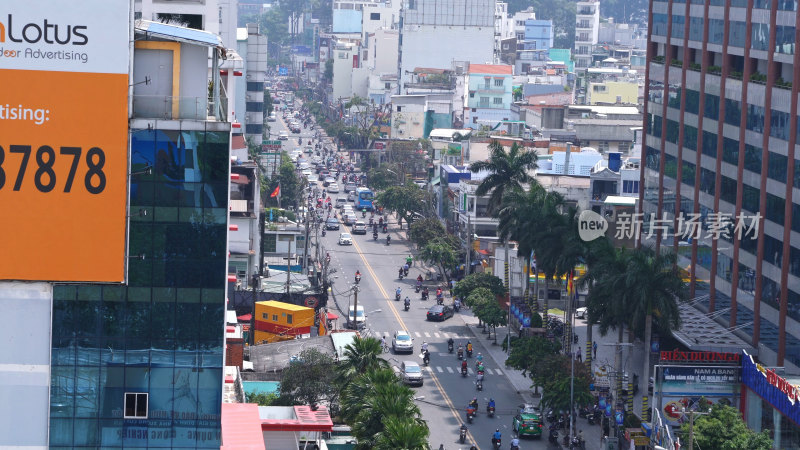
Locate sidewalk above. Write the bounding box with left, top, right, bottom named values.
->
left=458, top=307, right=648, bottom=450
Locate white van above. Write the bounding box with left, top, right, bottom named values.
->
left=347, top=305, right=366, bottom=329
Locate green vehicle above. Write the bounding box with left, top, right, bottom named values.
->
left=512, top=404, right=544, bottom=438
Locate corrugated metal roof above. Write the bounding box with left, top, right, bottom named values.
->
left=230, top=199, right=248, bottom=212
left=136, top=20, right=223, bottom=48
left=221, top=403, right=266, bottom=450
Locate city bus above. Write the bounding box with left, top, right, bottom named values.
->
left=355, top=187, right=374, bottom=211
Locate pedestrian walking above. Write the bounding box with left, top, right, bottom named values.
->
left=593, top=341, right=598, bottom=359
left=578, top=351, right=582, bottom=362
left=519, top=324, right=524, bottom=338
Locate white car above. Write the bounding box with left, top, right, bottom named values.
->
left=328, top=183, right=340, bottom=193
left=392, top=330, right=414, bottom=354
left=575, top=307, right=587, bottom=319
left=338, top=232, right=353, bottom=245
left=343, top=213, right=357, bottom=225
left=278, top=131, right=289, bottom=140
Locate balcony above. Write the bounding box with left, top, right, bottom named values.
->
left=133, top=95, right=226, bottom=120
left=476, top=87, right=506, bottom=94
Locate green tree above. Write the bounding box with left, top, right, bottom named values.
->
left=408, top=217, right=448, bottom=248
left=339, top=367, right=398, bottom=424
left=468, top=141, right=538, bottom=215
left=418, top=238, right=458, bottom=282
left=474, top=300, right=507, bottom=342
left=540, top=376, right=595, bottom=413
left=624, top=248, right=686, bottom=404
left=338, top=336, right=388, bottom=379
left=352, top=382, right=424, bottom=449
left=264, top=88, right=274, bottom=116
left=245, top=391, right=279, bottom=406
left=366, top=164, right=399, bottom=191
left=682, top=402, right=772, bottom=450
left=453, top=273, right=506, bottom=300
left=513, top=85, right=523, bottom=101
left=373, top=416, right=431, bottom=450
left=506, top=335, right=560, bottom=377
left=278, top=348, right=337, bottom=406
left=465, top=286, right=495, bottom=329
left=264, top=153, right=302, bottom=208
left=376, top=183, right=431, bottom=227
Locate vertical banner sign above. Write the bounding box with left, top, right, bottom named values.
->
left=0, top=0, right=129, bottom=281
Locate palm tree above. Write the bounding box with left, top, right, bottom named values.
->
left=576, top=237, right=617, bottom=365
left=339, top=367, right=398, bottom=424
left=338, top=336, right=388, bottom=379
left=468, top=140, right=539, bottom=213
left=469, top=140, right=539, bottom=290
left=373, top=417, right=431, bottom=450
left=623, top=248, right=686, bottom=413
left=352, top=382, right=424, bottom=449
left=497, top=184, right=565, bottom=314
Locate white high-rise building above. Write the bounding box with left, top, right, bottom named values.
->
left=574, top=0, right=600, bottom=69
left=398, top=0, right=495, bottom=91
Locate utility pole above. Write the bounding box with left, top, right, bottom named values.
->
left=685, top=407, right=710, bottom=450
left=465, top=215, right=472, bottom=275
left=303, top=207, right=311, bottom=275
left=352, top=285, right=360, bottom=329
left=285, top=239, right=295, bottom=298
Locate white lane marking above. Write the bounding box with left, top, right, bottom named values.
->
left=414, top=332, right=422, bottom=337
left=436, top=366, right=444, bottom=373
left=495, top=368, right=503, bottom=375
left=446, top=367, right=454, bottom=373
left=424, top=332, right=431, bottom=338
left=468, top=368, right=474, bottom=375
left=434, top=332, right=441, bottom=338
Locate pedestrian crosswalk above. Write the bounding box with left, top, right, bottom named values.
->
left=371, top=330, right=470, bottom=341
left=422, top=366, right=501, bottom=375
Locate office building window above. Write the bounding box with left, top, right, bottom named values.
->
left=666, top=119, right=679, bottom=144
left=724, top=99, right=741, bottom=126
left=730, top=21, right=747, bottom=47
left=672, top=15, right=685, bottom=39
left=746, top=105, right=765, bottom=133
left=722, top=138, right=739, bottom=165
left=768, top=152, right=787, bottom=182
left=493, top=97, right=503, bottom=105
left=770, top=109, right=790, bottom=140
left=744, top=145, right=762, bottom=174
left=370, top=12, right=380, bottom=20
left=124, top=393, right=148, bottom=419
left=702, top=131, right=718, bottom=157
left=653, top=14, right=668, bottom=36
left=776, top=26, right=796, bottom=54
left=689, top=17, right=704, bottom=41
left=709, top=19, right=725, bottom=44
left=684, top=125, right=698, bottom=150
left=247, top=81, right=264, bottom=92
left=598, top=141, right=609, bottom=152
left=494, top=78, right=504, bottom=87
left=704, top=93, right=720, bottom=120
left=752, top=23, right=770, bottom=51
left=682, top=161, right=696, bottom=186
left=685, top=89, right=700, bottom=114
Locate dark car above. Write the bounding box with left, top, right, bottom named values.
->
left=325, top=218, right=340, bottom=230
left=426, top=305, right=454, bottom=321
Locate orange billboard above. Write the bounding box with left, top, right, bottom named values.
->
left=0, top=0, right=130, bottom=282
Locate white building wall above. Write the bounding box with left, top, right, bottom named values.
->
left=400, top=25, right=494, bottom=89
left=332, top=45, right=357, bottom=100
left=138, top=0, right=220, bottom=37
left=369, top=28, right=399, bottom=74
left=218, top=0, right=239, bottom=48
left=351, top=66, right=370, bottom=98
left=470, top=108, right=513, bottom=129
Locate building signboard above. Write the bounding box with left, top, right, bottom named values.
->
left=0, top=0, right=130, bottom=281
left=659, top=349, right=741, bottom=364
left=741, top=350, right=800, bottom=426
left=654, top=364, right=741, bottom=427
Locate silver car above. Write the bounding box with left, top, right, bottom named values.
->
left=399, top=361, right=423, bottom=386
left=392, top=330, right=414, bottom=354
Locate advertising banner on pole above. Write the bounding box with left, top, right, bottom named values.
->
left=0, top=0, right=130, bottom=281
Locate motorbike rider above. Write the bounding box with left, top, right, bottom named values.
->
left=488, top=398, right=495, bottom=411
left=423, top=348, right=430, bottom=365
left=476, top=363, right=485, bottom=374
left=457, top=344, right=464, bottom=357
left=447, top=337, right=454, bottom=350
left=398, top=267, right=404, bottom=278
left=476, top=353, right=483, bottom=364
left=492, top=429, right=502, bottom=444
left=422, top=287, right=429, bottom=300
left=469, top=398, right=479, bottom=410
left=510, top=437, right=520, bottom=449
left=386, top=235, right=391, bottom=244
left=355, top=270, right=361, bottom=280
left=403, top=263, right=410, bottom=276
left=466, top=341, right=473, bottom=354
left=406, top=254, right=414, bottom=267
left=461, top=359, right=468, bottom=373
left=421, top=341, right=429, bottom=353
left=404, top=297, right=411, bottom=309
left=395, top=287, right=402, bottom=299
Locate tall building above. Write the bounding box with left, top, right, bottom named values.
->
left=641, top=0, right=800, bottom=376
left=398, top=0, right=496, bottom=90
left=48, top=21, right=231, bottom=448
left=574, top=0, right=600, bottom=69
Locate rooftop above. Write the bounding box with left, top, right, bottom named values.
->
left=256, top=300, right=313, bottom=312
left=221, top=403, right=266, bottom=450
left=259, top=405, right=334, bottom=432
left=248, top=335, right=336, bottom=373
left=469, top=64, right=513, bottom=75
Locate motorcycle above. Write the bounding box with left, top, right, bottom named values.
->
left=382, top=224, right=388, bottom=233
left=487, top=405, right=495, bottom=417
left=548, top=427, right=559, bottom=445
left=574, top=333, right=579, bottom=344
left=448, top=341, right=454, bottom=353
left=398, top=270, right=404, bottom=280
left=354, top=275, right=361, bottom=284
left=423, top=352, right=430, bottom=366
left=467, top=348, right=473, bottom=358
left=395, top=292, right=401, bottom=301
left=461, top=366, right=468, bottom=377
left=589, top=410, right=601, bottom=425
left=373, top=232, right=378, bottom=241
left=491, top=437, right=501, bottom=449
left=578, top=406, right=590, bottom=418
left=386, top=236, right=391, bottom=246
left=415, top=283, right=421, bottom=293
left=404, top=301, right=410, bottom=312
left=476, top=378, right=483, bottom=391
left=466, top=407, right=476, bottom=424
left=403, top=267, right=409, bottom=277
left=459, top=427, right=467, bottom=444
left=510, top=443, right=520, bottom=450
left=421, top=290, right=429, bottom=301
left=569, top=436, right=585, bottom=450
left=457, top=349, right=464, bottom=360
left=436, top=298, right=444, bottom=306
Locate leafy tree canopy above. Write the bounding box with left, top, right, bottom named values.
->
left=279, top=348, right=337, bottom=406
left=453, top=273, right=506, bottom=300
left=682, top=402, right=773, bottom=450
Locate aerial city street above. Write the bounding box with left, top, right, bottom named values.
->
left=1, top=0, right=799, bottom=449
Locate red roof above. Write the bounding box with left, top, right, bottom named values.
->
left=237, top=314, right=252, bottom=322
left=261, top=405, right=334, bottom=432
left=231, top=134, right=247, bottom=150
left=469, top=64, right=512, bottom=75
left=221, top=403, right=266, bottom=450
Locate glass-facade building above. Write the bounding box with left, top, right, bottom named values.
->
left=49, top=128, right=230, bottom=448
left=642, top=0, right=800, bottom=371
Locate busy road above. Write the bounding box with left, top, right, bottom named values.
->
left=266, top=92, right=564, bottom=449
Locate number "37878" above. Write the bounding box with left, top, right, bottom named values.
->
left=0, top=145, right=106, bottom=194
